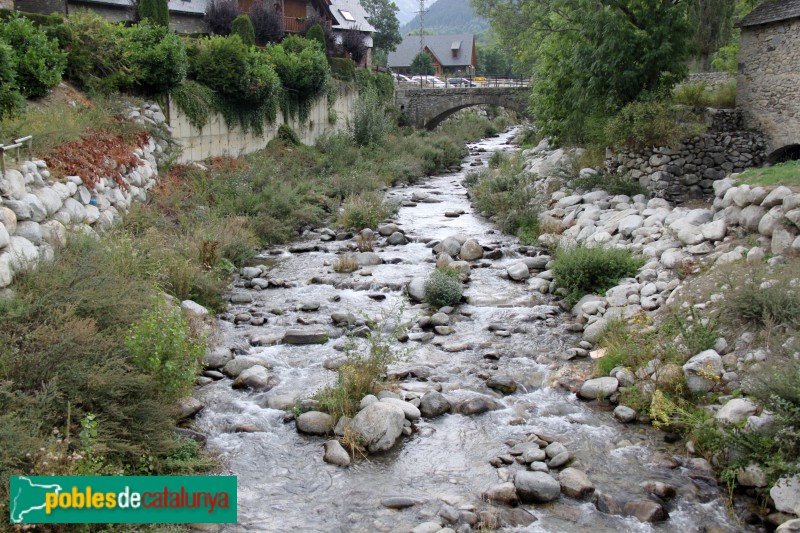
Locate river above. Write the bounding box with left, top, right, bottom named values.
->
left=193, top=127, right=746, bottom=532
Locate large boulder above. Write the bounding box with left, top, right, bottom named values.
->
left=683, top=350, right=723, bottom=393
left=578, top=377, right=619, bottom=400
left=380, top=397, right=421, bottom=420
left=7, top=236, right=38, bottom=272
left=481, top=482, right=518, bottom=505
left=452, top=395, right=501, bottom=416
left=349, top=401, right=406, bottom=453
left=283, top=328, right=329, bottom=345
left=419, top=391, right=451, bottom=418
left=460, top=239, right=483, bottom=261
left=232, top=365, right=276, bottom=391
left=623, top=499, right=669, bottom=523
left=407, top=277, right=426, bottom=302
left=715, top=398, right=758, bottom=425
left=435, top=237, right=462, bottom=258
left=507, top=262, right=530, bottom=281
left=514, top=471, right=561, bottom=503
left=559, top=468, right=595, bottom=500
left=222, top=356, right=269, bottom=378
left=771, top=475, right=800, bottom=516
left=296, top=411, right=334, bottom=435
left=323, top=440, right=350, bottom=467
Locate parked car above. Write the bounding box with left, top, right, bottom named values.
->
left=411, top=75, right=446, bottom=87
left=393, top=73, right=414, bottom=83
left=447, top=77, right=477, bottom=87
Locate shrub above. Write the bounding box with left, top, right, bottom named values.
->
left=726, top=269, right=800, bottom=330
left=138, top=0, right=169, bottom=26
left=350, top=86, right=388, bottom=146
left=330, top=57, right=356, bottom=81
left=604, top=99, right=684, bottom=151
left=424, top=268, right=463, bottom=308
left=305, top=23, right=326, bottom=53
left=205, top=0, right=239, bottom=35
left=125, top=295, right=206, bottom=403
left=231, top=14, right=255, bottom=46
left=172, top=80, right=215, bottom=130
left=0, top=42, right=23, bottom=118
left=126, top=20, right=187, bottom=94
left=267, top=36, right=329, bottom=119
left=301, top=15, right=336, bottom=55
left=552, top=245, right=644, bottom=305
left=569, top=172, right=647, bottom=197
left=57, top=12, right=131, bottom=94
left=0, top=15, right=66, bottom=98
left=340, top=29, right=367, bottom=64
left=277, top=124, right=301, bottom=146
left=250, top=0, right=283, bottom=45
left=338, top=191, right=395, bottom=230
left=333, top=254, right=359, bottom=273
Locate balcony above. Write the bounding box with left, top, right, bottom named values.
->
left=282, top=16, right=332, bottom=34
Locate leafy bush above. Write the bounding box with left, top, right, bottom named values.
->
left=424, top=268, right=463, bottom=307
left=231, top=14, right=255, bottom=46
left=278, top=124, right=301, bottom=146
left=205, top=0, right=239, bottom=35
left=410, top=51, right=434, bottom=75
left=0, top=14, right=66, bottom=98
left=674, top=81, right=736, bottom=109
left=172, top=80, right=215, bottom=130
left=301, top=15, right=336, bottom=55
left=569, top=172, right=646, bottom=197
left=250, top=0, right=283, bottom=45
left=552, top=245, right=644, bottom=305
left=126, top=296, right=206, bottom=403
left=126, top=21, right=187, bottom=94
left=355, top=68, right=393, bottom=102
left=338, top=191, right=395, bottom=230
left=138, top=0, right=169, bottom=26
left=267, top=36, right=329, bottom=119
left=330, top=57, right=355, bottom=81
left=350, top=85, right=388, bottom=146
left=305, top=23, right=326, bottom=53
left=726, top=269, right=800, bottom=330
left=56, top=12, right=131, bottom=94
left=604, top=99, right=685, bottom=151
left=711, top=44, right=738, bottom=74
left=0, top=42, right=23, bottom=118
left=340, top=29, right=367, bottom=64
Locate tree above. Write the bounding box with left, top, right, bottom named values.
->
left=138, top=0, right=169, bottom=26
left=340, top=30, right=368, bottom=64
left=476, top=38, right=513, bottom=76
left=473, top=0, right=693, bottom=143
left=250, top=0, right=284, bottom=45
left=360, top=0, right=402, bottom=54
left=410, top=51, right=434, bottom=75
left=305, top=23, right=327, bottom=53
left=231, top=14, right=255, bottom=46
left=302, top=16, right=337, bottom=56
left=205, top=0, right=239, bottom=35
left=691, top=0, right=736, bottom=70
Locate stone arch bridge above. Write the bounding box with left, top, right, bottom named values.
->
left=394, top=87, right=530, bottom=130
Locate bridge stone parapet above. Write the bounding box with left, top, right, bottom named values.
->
left=394, top=87, right=530, bottom=129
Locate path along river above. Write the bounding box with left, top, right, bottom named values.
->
left=194, top=127, right=746, bottom=533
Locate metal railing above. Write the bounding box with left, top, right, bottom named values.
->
left=393, top=75, right=531, bottom=89
left=0, top=135, right=32, bottom=174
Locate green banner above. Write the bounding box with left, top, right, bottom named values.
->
left=9, top=476, right=237, bottom=524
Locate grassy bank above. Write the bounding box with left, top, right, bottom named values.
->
left=0, top=101, right=512, bottom=525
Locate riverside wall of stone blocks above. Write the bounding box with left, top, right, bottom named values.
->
left=737, top=18, right=800, bottom=157
left=605, top=109, right=767, bottom=204
left=0, top=103, right=166, bottom=289
left=168, top=87, right=357, bottom=163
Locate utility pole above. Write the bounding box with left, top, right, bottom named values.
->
left=415, top=0, right=427, bottom=58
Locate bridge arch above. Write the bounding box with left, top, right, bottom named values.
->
left=767, top=144, right=800, bottom=165
left=394, top=87, right=530, bottom=130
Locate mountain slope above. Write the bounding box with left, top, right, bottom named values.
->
left=400, top=0, right=488, bottom=35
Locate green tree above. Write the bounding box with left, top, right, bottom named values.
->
left=231, top=14, right=255, bottom=46
left=138, top=0, right=170, bottom=27
left=474, top=0, right=693, bottom=143
left=360, top=0, right=402, bottom=54
left=476, top=38, right=512, bottom=76
left=691, top=0, right=736, bottom=70
left=305, top=23, right=327, bottom=53
left=410, top=51, right=434, bottom=75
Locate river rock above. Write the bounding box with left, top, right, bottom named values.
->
left=623, top=499, right=668, bottom=523
left=507, top=262, right=530, bottom=281
left=737, top=464, right=767, bottom=488
left=8, top=236, right=38, bottom=271
left=407, top=276, right=426, bottom=302
left=203, top=347, right=234, bottom=368
left=452, top=395, right=501, bottom=415
left=641, top=481, right=677, bottom=499
left=578, top=377, right=619, bottom=400
left=613, top=405, right=637, bottom=423
left=771, top=475, right=800, bottom=516
left=716, top=398, right=758, bottom=425
left=283, top=328, right=329, bottom=345
left=582, top=318, right=608, bottom=343
left=501, top=508, right=537, bottom=527
left=381, top=496, right=424, bottom=509
left=778, top=520, right=800, bottom=532
left=683, top=349, right=723, bottom=393
left=355, top=252, right=383, bottom=266
left=230, top=292, right=253, bottom=304
left=222, top=356, right=268, bottom=378
left=460, top=239, right=483, bottom=261
left=514, top=471, right=561, bottom=503
left=232, top=365, right=276, bottom=391
left=419, top=390, right=451, bottom=418
left=176, top=397, right=203, bottom=419
left=15, top=221, right=41, bottom=244
left=559, top=468, right=595, bottom=499
left=380, top=397, right=421, bottom=420
left=410, top=522, right=443, bottom=533
left=323, top=439, right=350, bottom=466
left=349, top=401, right=406, bottom=453
left=436, top=237, right=463, bottom=257
left=296, top=411, right=334, bottom=435
left=487, top=375, right=517, bottom=394
left=181, top=299, right=210, bottom=319
left=387, top=231, right=407, bottom=245
left=482, top=482, right=518, bottom=505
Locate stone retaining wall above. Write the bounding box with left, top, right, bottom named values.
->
left=168, top=86, right=357, bottom=163
left=605, top=109, right=766, bottom=204
left=681, top=72, right=735, bottom=91
left=0, top=102, right=166, bottom=288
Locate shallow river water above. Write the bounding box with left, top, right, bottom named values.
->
left=194, top=128, right=747, bottom=532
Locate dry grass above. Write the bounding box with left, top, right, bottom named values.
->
left=333, top=254, right=359, bottom=273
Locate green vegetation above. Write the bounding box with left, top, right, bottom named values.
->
left=737, top=160, right=800, bottom=187
left=410, top=52, right=434, bottom=76
left=138, top=0, right=169, bottom=27
left=424, top=268, right=463, bottom=308
left=360, top=0, right=402, bottom=60
left=231, top=14, right=255, bottom=46
left=674, top=81, right=737, bottom=109
left=464, top=153, right=540, bottom=242
left=267, top=35, right=329, bottom=121
left=305, top=23, right=326, bottom=53
left=350, top=86, right=389, bottom=146
left=552, top=245, right=644, bottom=305
left=338, top=191, right=397, bottom=230
left=568, top=172, right=647, bottom=197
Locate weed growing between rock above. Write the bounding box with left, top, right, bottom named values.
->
left=424, top=268, right=463, bottom=308
left=552, top=245, right=645, bottom=306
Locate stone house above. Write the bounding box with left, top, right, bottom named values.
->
left=387, top=34, right=476, bottom=77
left=737, top=0, right=800, bottom=163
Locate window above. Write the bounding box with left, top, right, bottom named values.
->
left=340, top=9, right=355, bottom=21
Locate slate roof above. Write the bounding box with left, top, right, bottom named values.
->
left=71, top=0, right=206, bottom=15
left=329, top=0, right=376, bottom=32
left=387, top=34, right=474, bottom=68
left=738, top=0, right=800, bottom=27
